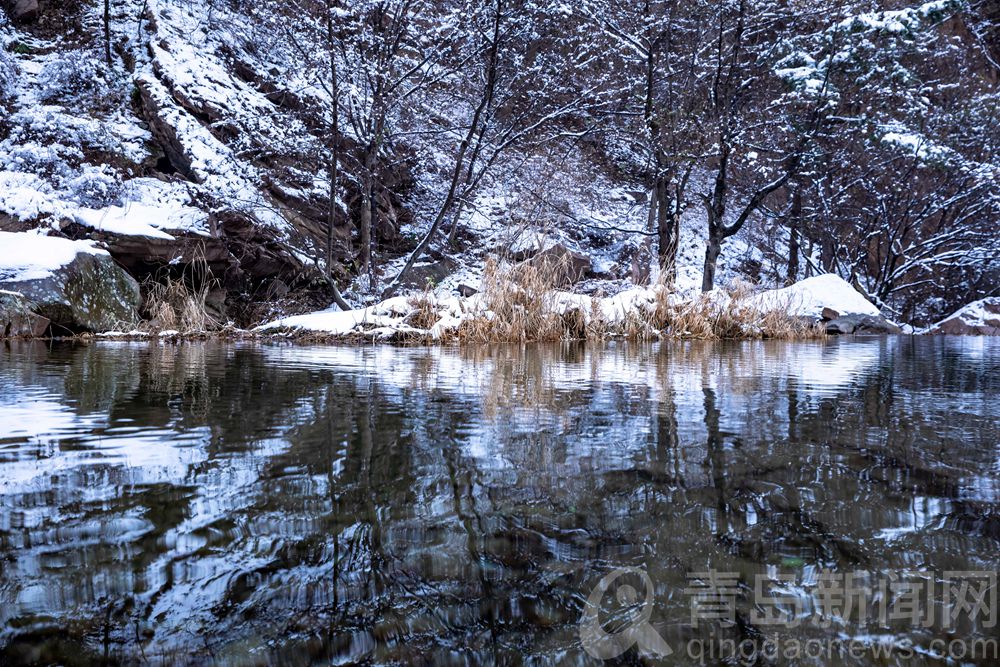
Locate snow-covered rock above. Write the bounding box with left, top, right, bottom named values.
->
left=924, top=298, right=1000, bottom=335
left=746, top=275, right=904, bottom=334
left=747, top=274, right=880, bottom=319
left=0, top=232, right=140, bottom=332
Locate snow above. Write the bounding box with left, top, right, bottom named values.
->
left=747, top=274, right=880, bottom=319
left=74, top=201, right=208, bottom=240
left=0, top=231, right=107, bottom=282
left=880, top=129, right=950, bottom=161
left=837, top=0, right=959, bottom=34
left=0, top=171, right=67, bottom=221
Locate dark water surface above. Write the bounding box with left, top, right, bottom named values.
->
left=0, top=338, right=997, bottom=665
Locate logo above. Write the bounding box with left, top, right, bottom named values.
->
left=579, top=567, right=672, bottom=659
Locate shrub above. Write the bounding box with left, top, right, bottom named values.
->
left=64, top=165, right=123, bottom=208
left=38, top=50, right=124, bottom=112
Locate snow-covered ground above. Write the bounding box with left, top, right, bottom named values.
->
left=255, top=273, right=877, bottom=340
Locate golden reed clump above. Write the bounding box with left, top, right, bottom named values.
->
left=451, top=259, right=823, bottom=343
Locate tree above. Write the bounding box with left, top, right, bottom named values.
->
left=104, top=0, right=111, bottom=64
left=580, top=0, right=707, bottom=282
left=384, top=0, right=604, bottom=295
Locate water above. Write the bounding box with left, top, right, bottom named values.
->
left=0, top=338, right=997, bottom=665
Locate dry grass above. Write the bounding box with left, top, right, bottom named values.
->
left=405, top=288, right=440, bottom=330
left=140, top=258, right=220, bottom=334
left=455, top=256, right=601, bottom=343
left=453, top=258, right=822, bottom=343
left=645, top=281, right=822, bottom=340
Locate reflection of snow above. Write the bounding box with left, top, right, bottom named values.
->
left=0, top=389, right=211, bottom=503
left=874, top=496, right=950, bottom=541
left=778, top=338, right=884, bottom=390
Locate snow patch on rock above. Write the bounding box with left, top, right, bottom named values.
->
left=0, top=231, right=107, bottom=282
left=924, top=297, right=1000, bottom=335
left=747, top=274, right=880, bottom=319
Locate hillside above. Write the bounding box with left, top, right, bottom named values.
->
left=0, top=0, right=997, bottom=333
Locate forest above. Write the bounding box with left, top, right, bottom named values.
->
left=0, top=0, right=998, bottom=333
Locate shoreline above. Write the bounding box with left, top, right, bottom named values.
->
left=2, top=328, right=949, bottom=346
left=4, top=272, right=995, bottom=343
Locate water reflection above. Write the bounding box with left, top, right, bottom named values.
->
left=0, top=337, right=997, bottom=665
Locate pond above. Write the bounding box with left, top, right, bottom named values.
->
left=0, top=338, right=997, bottom=665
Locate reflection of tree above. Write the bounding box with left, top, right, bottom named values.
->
left=1, top=339, right=998, bottom=663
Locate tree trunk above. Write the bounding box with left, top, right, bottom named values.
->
left=359, top=148, right=374, bottom=275
left=326, top=157, right=338, bottom=275
left=325, top=7, right=342, bottom=274
left=820, top=233, right=835, bottom=273
left=104, top=0, right=112, bottom=65
left=701, top=233, right=721, bottom=292
left=787, top=187, right=801, bottom=283
left=655, top=179, right=679, bottom=283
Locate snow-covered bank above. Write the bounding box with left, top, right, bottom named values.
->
left=255, top=274, right=885, bottom=342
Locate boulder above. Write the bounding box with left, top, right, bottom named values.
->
left=825, top=314, right=902, bottom=335
left=516, top=244, right=591, bottom=287
left=925, top=298, right=1000, bottom=335
left=396, top=257, right=457, bottom=291
left=0, top=234, right=140, bottom=332
left=0, top=291, right=49, bottom=337
left=749, top=274, right=880, bottom=320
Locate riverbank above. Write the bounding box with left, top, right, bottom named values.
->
left=9, top=273, right=908, bottom=344
left=4, top=235, right=994, bottom=343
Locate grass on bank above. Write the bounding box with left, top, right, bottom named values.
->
left=450, top=257, right=823, bottom=343
left=139, top=257, right=219, bottom=334
left=51, top=254, right=821, bottom=343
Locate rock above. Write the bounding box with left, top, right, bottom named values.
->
left=625, top=190, right=648, bottom=204
left=825, top=314, right=902, bottom=335
left=204, top=287, right=228, bottom=322
left=10, top=0, right=39, bottom=23
left=821, top=307, right=840, bottom=321
left=825, top=318, right=855, bottom=335
left=396, top=257, right=457, bottom=290
left=1, top=250, right=140, bottom=333
left=516, top=244, right=591, bottom=287
left=135, top=77, right=200, bottom=182
left=0, top=291, right=50, bottom=337
left=457, top=284, right=478, bottom=297
left=925, top=297, right=1000, bottom=335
